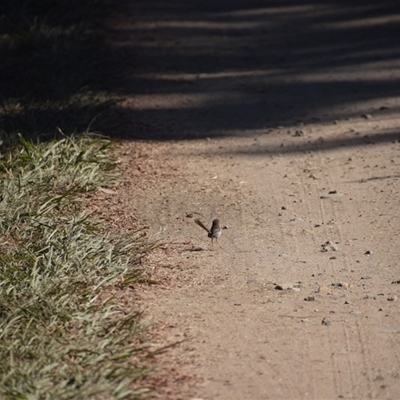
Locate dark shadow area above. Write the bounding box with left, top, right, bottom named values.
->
left=0, top=0, right=128, bottom=147
left=105, top=0, right=400, bottom=147
left=215, top=128, right=400, bottom=156
left=1, top=0, right=400, bottom=152
left=347, top=174, right=400, bottom=183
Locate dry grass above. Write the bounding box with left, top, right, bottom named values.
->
left=0, top=134, right=156, bottom=399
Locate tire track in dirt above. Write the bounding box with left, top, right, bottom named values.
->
left=286, top=153, right=339, bottom=399
left=300, top=138, right=399, bottom=399
left=312, top=151, right=356, bottom=399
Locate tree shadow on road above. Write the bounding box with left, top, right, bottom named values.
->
left=106, top=0, right=400, bottom=149
left=1, top=0, right=400, bottom=152
left=0, top=0, right=127, bottom=146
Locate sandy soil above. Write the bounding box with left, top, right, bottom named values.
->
left=105, top=2, right=400, bottom=399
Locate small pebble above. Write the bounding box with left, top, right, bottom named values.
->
left=275, top=283, right=298, bottom=290
left=318, top=286, right=332, bottom=294
left=321, top=241, right=338, bottom=252
left=331, top=282, right=349, bottom=288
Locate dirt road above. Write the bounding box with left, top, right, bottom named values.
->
left=109, top=2, right=400, bottom=398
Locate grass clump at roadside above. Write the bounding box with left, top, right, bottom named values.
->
left=0, top=133, right=155, bottom=399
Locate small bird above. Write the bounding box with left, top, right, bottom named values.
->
left=194, top=218, right=228, bottom=249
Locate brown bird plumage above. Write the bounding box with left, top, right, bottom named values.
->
left=194, top=218, right=228, bottom=248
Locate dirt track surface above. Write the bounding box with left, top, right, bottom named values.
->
left=109, top=2, right=400, bottom=399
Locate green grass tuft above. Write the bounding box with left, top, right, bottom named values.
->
left=0, top=134, right=154, bottom=399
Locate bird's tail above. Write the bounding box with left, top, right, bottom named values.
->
left=194, top=218, right=210, bottom=233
